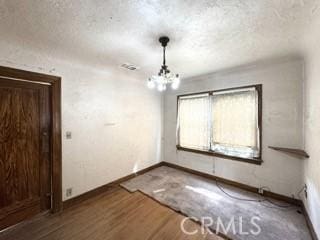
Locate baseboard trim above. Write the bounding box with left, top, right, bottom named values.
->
left=64, top=161, right=302, bottom=209
left=63, top=162, right=164, bottom=210
left=301, top=202, right=319, bottom=240
left=62, top=161, right=317, bottom=239
left=162, top=161, right=302, bottom=206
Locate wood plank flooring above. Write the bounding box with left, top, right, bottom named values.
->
left=0, top=187, right=223, bottom=240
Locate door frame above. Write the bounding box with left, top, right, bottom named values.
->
left=0, top=65, right=62, bottom=213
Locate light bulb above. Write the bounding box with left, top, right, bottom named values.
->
left=171, top=75, right=180, bottom=90
left=171, top=82, right=179, bottom=90
left=147, top=79, right=155, bottom=89
left=157, top=84, right=166, bottom=92
left=163, top=84, right=167, bottom=91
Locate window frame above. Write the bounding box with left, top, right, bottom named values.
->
left=176, top=84, right=262, bottom=165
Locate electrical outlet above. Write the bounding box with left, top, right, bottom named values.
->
left=304, top=184, right=308, bottom=199
left=258, top=188, right=264, bottom=194
left=66, top=188, right=73, bottom=197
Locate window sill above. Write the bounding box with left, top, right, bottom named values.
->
left=176, top=146, right=263, bottom=165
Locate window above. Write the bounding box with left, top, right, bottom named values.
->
left=177, top=85, right=262, bottom=164
left=178, top=93, right=210, bottom=150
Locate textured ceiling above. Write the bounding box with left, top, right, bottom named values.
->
left=0, top=0, right=319, bottom=79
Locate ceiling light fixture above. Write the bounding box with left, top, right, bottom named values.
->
left=147, top=36, right=180, bottom=91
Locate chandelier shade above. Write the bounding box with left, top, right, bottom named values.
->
left=147, top=36, right=180, bottom=91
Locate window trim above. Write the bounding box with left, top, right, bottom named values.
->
left=176, top=84, right=263, bottom=165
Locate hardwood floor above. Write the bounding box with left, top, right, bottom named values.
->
left=0, top=187, right=223, bottom=240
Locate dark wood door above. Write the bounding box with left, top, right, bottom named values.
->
left=0, top=78, right=51, bottom=230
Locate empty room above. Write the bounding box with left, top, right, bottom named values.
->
left=0, top=1, right=319, bottom=240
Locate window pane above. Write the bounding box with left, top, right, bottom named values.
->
left=211, top=88, right=259, bottom=158
left=178, top=94, right=210, bottom=150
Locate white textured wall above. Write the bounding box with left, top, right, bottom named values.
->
left=0, top=41, right=163, bottom=201
left=164, top=59, right=304, bottom=198
left=302, top=15, right=320, bottom=238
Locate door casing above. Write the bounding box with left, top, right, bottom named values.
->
left=0, top=66, right=62, bottom=214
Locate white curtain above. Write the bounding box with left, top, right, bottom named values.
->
left=178, top=94, right=210, bottom=150
left=211, top=88, right=259, bottom=158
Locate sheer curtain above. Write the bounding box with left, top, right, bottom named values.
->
left=211, top=88, right=259, bottom=158
left=177, top=94, right=210, bottom=150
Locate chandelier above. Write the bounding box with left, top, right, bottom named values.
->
left=147, top=36, right=180, bottom=91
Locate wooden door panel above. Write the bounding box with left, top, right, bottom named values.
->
left=0, top=87, right=40, bottom=208
left=0, top=78, right=51, bottom=229
left=0, top=199, right=40, bottom=230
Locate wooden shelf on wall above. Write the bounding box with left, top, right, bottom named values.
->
left=268, top=146, right=309, bottom=158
